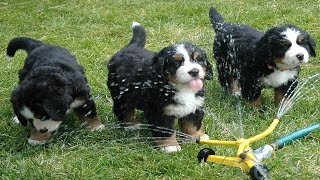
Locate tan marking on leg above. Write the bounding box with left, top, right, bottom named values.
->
left=77, top=112, right=104, bottom=130
left=180, top=120, right=205, bottom=138
left=248, top=96, right=262, bottom=108
left=85, top=116, right=104, bottom=129
left=29, top=128, right=51, bottom=142
left=274, top=89, right=284, bottom=107
left=155, top=131, right=179, bottom=147
left=122, top=109, right=138, bottom=125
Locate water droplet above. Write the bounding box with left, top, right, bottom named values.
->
left=85, top=110, right=92, bottom=117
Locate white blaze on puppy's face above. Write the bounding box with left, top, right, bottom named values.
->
left=175, top=44, right=204, bottom=92
left=281, top=28, right=309, bottom=68
left=164, top=44, right=206, bottom=117
left=20, top=106, right=62, bottom=132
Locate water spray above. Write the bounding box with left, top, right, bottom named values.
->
left=196, top=118, right=279, bottom=179
left=196, top=74, right=319, bottom=180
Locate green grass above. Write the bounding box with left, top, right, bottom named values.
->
left=0, top=0, right=319, bottom=179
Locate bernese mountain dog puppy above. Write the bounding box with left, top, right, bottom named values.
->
left=209, top=7, right=316, bottom=107
left=107, top=22, right=213, bottom=152
left=7, top=37, right=104, bottom=145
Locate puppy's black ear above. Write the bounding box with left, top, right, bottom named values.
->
left=42, top=94, right=72, bottom=121
left=307, top=35, right=316, bottom=57
left=152, top=53, right=165, bottom=79
left=255, top=34, right=273, bottom=64
left=11, top=88, right=28, bottom=126
left=205, top=58, right=213, bottom=80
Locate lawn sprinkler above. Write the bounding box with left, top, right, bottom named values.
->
left=196, top=121, right=320, bottom=180
left=196, top=74, right=320, bottom=179
left=196, top=118, right=279, bottom=179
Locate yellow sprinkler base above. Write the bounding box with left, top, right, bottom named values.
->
left=196, top=119, right=279, bottom=179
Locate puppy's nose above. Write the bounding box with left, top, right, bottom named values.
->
left=39, top=128, right=48, bottom=133
left=188, top=68, right=199, bottom=77
left=296, top=53, right=304, bottom=61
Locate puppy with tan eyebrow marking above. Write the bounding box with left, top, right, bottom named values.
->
left=209, top=7, right=316, bottom=107
left=107, top=22, right=213, bottom=153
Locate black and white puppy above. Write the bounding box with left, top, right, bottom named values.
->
left=209, top=7, right=316, bottom=107
left=7, top=37, right=104, bottom=145
left=107, top=22, right=213, bottom=152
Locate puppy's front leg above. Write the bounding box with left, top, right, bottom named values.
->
left=146, top=110, right=180, bottom=153
left=248, top=96, right=262, bottom=108
left=75, top=98, right=104, bottom=130
left=179, top=109, right=208, bottom=140
left=274, top=80, right=298, bottom=107
left=242, top=81, right=262, bottom=108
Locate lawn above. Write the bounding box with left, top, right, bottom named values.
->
left=0, top=0, right=319, bottom=179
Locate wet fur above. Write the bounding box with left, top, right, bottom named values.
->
left=107, top=22, right=213, bottom=152
left=209, top=7, right=316, bottom=107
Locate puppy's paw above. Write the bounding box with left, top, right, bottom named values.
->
left=199, top=134, right=210, bottom=140
left=231, top=91, right=241, bottom=97
left=123, top=124, right=141, bottom=131
left=160, top=145, right=181, bottom=153
left=13, top=116, right=20, bottom=124
left=28, top=138, right=46, bottom=145
left=90, top=124, right=105, bottom=131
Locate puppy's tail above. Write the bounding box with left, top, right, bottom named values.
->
left=6, top=37, right=43, bottom=59
left=209, top=7, right=225, bottom=32
left=127, top=22, right=146, bottom=48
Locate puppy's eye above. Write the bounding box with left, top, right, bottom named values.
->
left=297, top=36, right=305, bottom=45
left=280, top=39, right=291, bottom=46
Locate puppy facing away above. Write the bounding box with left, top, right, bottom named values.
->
left=7, top=37, right=104, bottom=145
left=209, top=7, right=316, bottom=107
left=107, top=22, right=213, bottom=152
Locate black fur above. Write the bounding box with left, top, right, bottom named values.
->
left=209, top=7, right=316, bottom=107
left=7, top=37, right=102, bottom=140
left=107, top=22, right=213, bottom=151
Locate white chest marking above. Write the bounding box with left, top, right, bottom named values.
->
left=164, top=88, right=204, bottom=118
left=261, top=70, right=297, bottom=87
